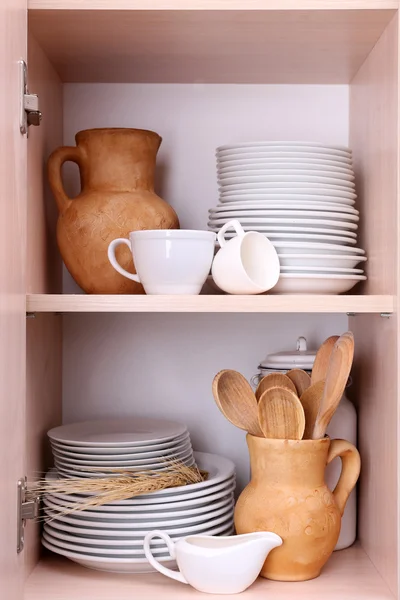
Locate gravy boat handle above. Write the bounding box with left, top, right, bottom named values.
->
left=144, top=530, right=188, bottom=584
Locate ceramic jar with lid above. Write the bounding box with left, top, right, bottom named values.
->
left=252, top=336, right=357, bottom=551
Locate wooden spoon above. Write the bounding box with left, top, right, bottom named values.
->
left=258, top=386, right=305, bottom=440
left=212, top=370, right=263, bottom=437
left=286, top=369, right=311, bottom=397
left=311, top=335, right=339, bottom=385
left=312, top=332, right=354, bottom=439
left=255, top=372, right=297, bottom=401
left=300, top=380, right=325, bottom=439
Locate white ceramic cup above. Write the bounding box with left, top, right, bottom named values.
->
left=211, top=220, right=280, bottom=294
left=108, top=230, right=216, bottom=295
left=144, top=530, right=282, bottom=595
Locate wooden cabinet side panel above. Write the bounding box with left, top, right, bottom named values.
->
left=25, top=34, right=63, bottom=579
left=349, top=14, right=399, bottom=596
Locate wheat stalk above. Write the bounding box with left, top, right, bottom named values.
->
left=30, top=459, right=207, bottom=520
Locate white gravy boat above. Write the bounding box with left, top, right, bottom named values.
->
left=144, top=530, right=282, bottom=594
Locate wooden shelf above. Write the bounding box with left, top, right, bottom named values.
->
left=28, top=6, right=396, bottom=84
left=26, top=294, right=394, bottom=314
left=24, top=545, right=395, bottom=600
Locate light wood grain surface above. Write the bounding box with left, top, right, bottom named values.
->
left=0, top=1, right=27, bottom=599
left=28, top=0, right=400, bottom=10
left=28, top=9, right=395, bottom=83
left=349, top=15, right=399, bottom=596
left=25, top=294, right=394, bottom=313
left=24, top=546, right=395, bottom=599
left=24, top=33, right=63, bottom=580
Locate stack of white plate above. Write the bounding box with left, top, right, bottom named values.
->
left=42, top=452, right=235, bottom=573
left=209, top=142, right=367, bottom=294
left=47, top=418, right=195, bottom=479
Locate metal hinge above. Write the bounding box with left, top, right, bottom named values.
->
left=19, top=60, right=42, bottom=136
left=17, top=477, right=40, bottom=554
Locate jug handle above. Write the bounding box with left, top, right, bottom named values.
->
left=143, top=530, right=188, bottom=584
left=327, top=439, right=361, bottom=516
left=47, top=146, right=82, bottom=214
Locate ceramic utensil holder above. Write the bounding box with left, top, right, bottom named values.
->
left=234, top=435, right=360, bottom=582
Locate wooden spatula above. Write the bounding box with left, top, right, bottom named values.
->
left=312, top=332, right=354, bottom=439
left=300, top=380, right=325, bottom=439
left=255, top=372, right=297, bottom=401
left=258, top=386, right=305, bottom=440
left=212, top=370, right=263, bottom=437
left=311, top=335, right=339, bottom=385
left=286, top=369, right=311, bottom=397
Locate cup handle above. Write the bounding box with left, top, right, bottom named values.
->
left=217, top=219, right=245, bottom=248
left=107, top=238, right=141, bottom=283
left=143, top=531, right=188, bottom=584
left=326, top=439, right=361, bottom=516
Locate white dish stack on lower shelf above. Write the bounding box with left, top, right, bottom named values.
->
left=209, top=142, right=367, bottom=294
left=42, top=419, right=236, bottom=573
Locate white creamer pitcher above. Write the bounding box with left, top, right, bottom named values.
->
left=144, top=530, right=282, bottom=594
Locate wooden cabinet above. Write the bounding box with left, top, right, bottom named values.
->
left=1, top=2, right=399, bottom=598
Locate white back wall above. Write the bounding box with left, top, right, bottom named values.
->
left=62, top=84, right=348, bottom=489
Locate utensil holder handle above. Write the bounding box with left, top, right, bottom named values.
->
left=327, top=438, right=361, bottom=516
left=47, top=146, right=83, bottom=214
left=144, top=530, right=188, bottom=584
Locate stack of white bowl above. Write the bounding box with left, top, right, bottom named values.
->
left=209, top=142, right=367, bottom=294
left=42, top=419, right=235, bottom=573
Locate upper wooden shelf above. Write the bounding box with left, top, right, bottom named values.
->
left=28, top=5, right=396, bottom=84
left=26, top=294, right=394, bottom=314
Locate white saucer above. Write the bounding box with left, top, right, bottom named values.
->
left=269, top=273, right=366, bottom=294
left=278, top=254, right=367, bottom=269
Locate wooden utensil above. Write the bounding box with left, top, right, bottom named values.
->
left=255, top=372, right=297, bottom=401
left=258, top=386, right=305, bottom=440
left=300, top=380, right=325, bottom=439
left=212, top=370, right=263, bottom=437
left=312, top=332, right=354, bottom=439
left=286, top=369, right=311, bottom=397
left=311, top=335, right=339, bottom=385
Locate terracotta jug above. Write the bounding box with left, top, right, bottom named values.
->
left=48, top=128, right=179, bottom=294
left=234, top=436, right=360, bottom=582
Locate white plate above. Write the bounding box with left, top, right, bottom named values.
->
left=52, top=439, right=191, bottom=461
left=278, top=254, right=367, bottom=269
left=51, top=432, right=190, bottom=455
left=48, top=418, right=188, bottom=447
left=54, top=449, right=194, bottom=471
left=44, top=497, right=234, bottom=527
left=44, top=525, right=172, bottom=553
left=209, top=209, right=359, bottom=222
left=217, top=151, right=353, bottom=165
left=44, top=507, right=234, bottom=535
left=208, top=218, right=358, bottom=231
left=211, top=202, right=359, bottom=214
left=46, top=492, right=234, bottom=519
left=271, top=241, right=365, bottom=255
left=212, top=231, right=357, bottom=245
left=42, top=523, right=235, bottom=573
left=217, top=161, right=353, bottom=175
left=269, top=273, right=366, bottom=294
left=217, top=157, right=353, bottom=169
left=218, top=174, right=356, bottom=188
left=52, top=452, right=235, bottom=499
left=220, top=187, right=357, bottom=200
left=280, top=266, right=364, bottom=274
left=45, top=475, right=236, bottom=510
left=56, top=456, right=196, bottom=478
left=218, top=170, right=355, bottom=184
left=217, top=142, right=351, bottom=155
left=52, top=442, right=193, bottom=465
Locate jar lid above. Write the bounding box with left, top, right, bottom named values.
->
left=258, top=337, right=316, bottom=371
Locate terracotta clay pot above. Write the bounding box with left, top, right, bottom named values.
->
left=48, top=128, right=179, bottom=294
left=234, top=436, right=360, bottom=582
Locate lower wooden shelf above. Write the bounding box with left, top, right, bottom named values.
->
left=24, top=544, right=394, bottom=599
left=26, top=294, right=394, bottom=314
